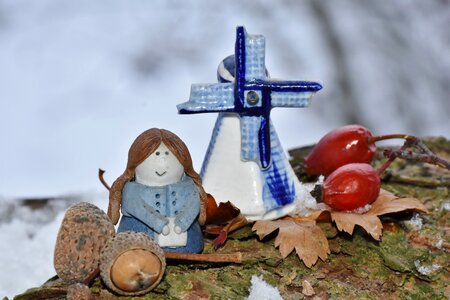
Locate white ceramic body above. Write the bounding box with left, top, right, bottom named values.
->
left=202, top=113, right=309, bottom=220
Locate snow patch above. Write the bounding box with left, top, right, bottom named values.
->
left=0, top=193, right=108, bottom=299
left=291, top=182, right=319, bottom=216
left=441, top=201, right=450, bottom=211
left=317, top=175, right=325, bottom=184
left=246, top=275, right=283, bottom=300
left=414, top=260, right=442, bottom=276
left=435, top=239, right=444, bottom=250
left=349, top=204, right=372, bottom=214
left=408, top=213, right=424, bottom=230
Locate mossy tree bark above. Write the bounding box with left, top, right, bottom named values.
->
left=14, top=138, right=450, bottom=300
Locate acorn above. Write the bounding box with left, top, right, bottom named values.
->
left=100, top=231, right=166, bottom=296
left=54, top=202, right=116, bottom=284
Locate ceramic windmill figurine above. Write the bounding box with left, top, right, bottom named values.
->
left=178, top=26, right=322, bottom=220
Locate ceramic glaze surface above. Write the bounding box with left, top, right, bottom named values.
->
left=201, top=113, right=266, bottom=217
left=135, top=143, right=184, bottom=187
left=178, top=26, right=322, bottom=220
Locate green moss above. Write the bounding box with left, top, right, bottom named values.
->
left=228, top=225, right=256, bottom=240
left=378, top=231, right=421, bottom=273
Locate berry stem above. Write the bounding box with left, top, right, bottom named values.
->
left=369, top=134, right=413, bottom=143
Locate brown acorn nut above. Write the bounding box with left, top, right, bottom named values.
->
left=54, top=202, right=115, bottom=284
left=100, top=231, right=166, bottom=296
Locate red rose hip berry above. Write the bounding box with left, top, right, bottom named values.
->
left=304, top=125, right=376, bottom=176
left=323, top=163, right=381, bottom=211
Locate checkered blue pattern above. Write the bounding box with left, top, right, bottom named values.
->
left=271, top=91, right=313, bottom=107
left=177, top=83, right=235, bottom=112
left=240, top=116, right=263, bottom=163
left=244, top=32, right=266, bottom=81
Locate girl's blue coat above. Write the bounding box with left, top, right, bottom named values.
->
left=117, top=175, right=203, bottom=253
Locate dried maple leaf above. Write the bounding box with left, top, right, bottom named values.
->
left=252, top=220, right=330, bottom=268
left=369, top=190, right=428, bottom=216
left=329, top=190, right=428, bottom=240
left=330, top=211, right=383, bottom=240
left=290, top=190, right=427, bottom=241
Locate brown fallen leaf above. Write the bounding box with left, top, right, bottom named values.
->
left=203, top=194, right=248, bottom=248
left=204, top=194, right=241, bottom=225
left=369, top=190, right=428, bottom=216
left=290, top=190, right=428, bottom=241
left=329, top=190, right=427, bottom=240
left=252, top=220, right=330, bottom=268
left=330, top=211, right=383, bottom=240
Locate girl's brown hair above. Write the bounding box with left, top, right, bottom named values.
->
left=108, top=128, right=207, bottom=225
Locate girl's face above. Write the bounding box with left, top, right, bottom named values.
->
left=135, top=142, right=184, bottom=186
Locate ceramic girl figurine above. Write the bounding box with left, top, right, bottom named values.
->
left=108, top=128, right=206, bottom=253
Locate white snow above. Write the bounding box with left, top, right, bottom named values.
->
left=350, top=204, right=372, bottom=214
left=441, top=201, right=450, bottom=212
left=414, top=260, right=442, bottom=276
left=246, top=275, right=283, bottom=300
left=0, top=194, right=109, bottom=298
left=435, top=239, right=444, bottom=250
left=408, top=213, right=424, bottom=230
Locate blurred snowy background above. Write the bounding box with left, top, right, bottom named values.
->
left=0, top=0, right=449, bottom=297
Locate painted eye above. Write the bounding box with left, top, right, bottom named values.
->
left=155, top=151, right=160, bottom=156
left=165, top=151, right=170, bottom=155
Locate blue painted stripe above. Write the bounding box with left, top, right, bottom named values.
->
left=178, top=108, right=235, bottom=114
left=234, top=26, right=246, bottom=110
left=265, top=160, right=296, bottom=207
left=258, top=116, right=271, bottom=169
left=245, top=80, right=322, bottom=92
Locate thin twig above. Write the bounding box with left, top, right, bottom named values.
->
left=98, top=168, right=111, bottom=190
left=383, top=149, right=450, bottom=170
left=377, top=139, right=411, bottom=175
left=379, top=135, right=450, bottom=172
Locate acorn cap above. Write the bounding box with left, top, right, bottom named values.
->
left=100, top=231, right=166, bottom=296
left=54, top=202, right=115, bottom=284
